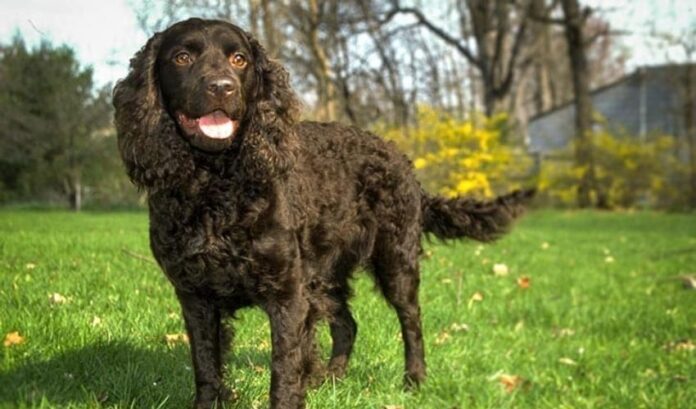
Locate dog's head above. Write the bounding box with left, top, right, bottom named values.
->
left=157, top=19, right=259, bottom=152
left=113, top=18, right=301, bottom=190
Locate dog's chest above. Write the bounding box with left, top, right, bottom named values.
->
left=148, top=184, right=297, bottom=298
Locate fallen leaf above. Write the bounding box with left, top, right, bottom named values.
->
left=678, top=275, right=696, bottom=290
left=664, top=339, right=695, bottom=352
left=257, top=339, right=271, bottom=351
left=498, top=373, right=524, bottom=393
left=450, top=323, right=470, bottom=333
left=383, top=405, right=404, bottom=409
left=605, top=256, right=615, bottom=263
left=49, top=292, right=69, bottom=305
left=91, top=316, right=102, bottom=327
left=435, top=331, right=451, bottom=345
left=493, top=263, right=509, bottom=277
left=517, top=276, right=531, bottom=289
left=25, top=263, right=36, bottom=270
left=558, top=357, right=578, bottom=366
left=514, top=320, right=524, bottom=332
left=541, top=242, right=550, bottom=250
left=164, top=333, right=189, bottom=346
left=554, top=328, right=575, bottom=338
left=468, top=291, right=484, bottom=309
left=4, top=331, right=25, bottom=347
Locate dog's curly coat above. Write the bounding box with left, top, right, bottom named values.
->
left=113, top=18, right=532, bottom=409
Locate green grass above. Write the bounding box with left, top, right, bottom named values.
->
left=1, top=209, right=694, bottom=409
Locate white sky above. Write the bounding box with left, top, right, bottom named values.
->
left=0, top=0, right=694, bottom=88
left=0, top=0, right=147, bottom=86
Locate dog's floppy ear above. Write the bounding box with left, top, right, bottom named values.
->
left=249, top=36, right=302, bottom=127
left=113, top=31, right=194, bottom=191
left=239, top=34, right=302, bottom=182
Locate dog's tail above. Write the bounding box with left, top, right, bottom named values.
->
left=421, top=189, right=535, bottom=242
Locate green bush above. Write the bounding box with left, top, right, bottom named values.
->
left=538, top=128, right=687, bottom=209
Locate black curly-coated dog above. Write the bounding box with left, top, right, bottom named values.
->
left=113, top=18, right=532, bottom=409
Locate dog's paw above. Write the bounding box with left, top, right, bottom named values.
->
left=194, top=384, right=237, bottom=409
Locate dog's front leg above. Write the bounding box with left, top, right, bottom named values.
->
left=177, top=290, right=232, bottom=409
left=265, top=292, right=311, bottom=409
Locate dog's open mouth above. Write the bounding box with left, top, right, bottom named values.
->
left=177, top=110, right=238, bottom=140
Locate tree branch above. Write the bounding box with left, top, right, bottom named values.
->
left=381, top=6, right=482, bottom=68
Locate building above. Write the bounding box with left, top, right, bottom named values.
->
left=528, top=64, right=696, bottom=155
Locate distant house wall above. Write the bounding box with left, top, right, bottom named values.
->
left=528, top=64, right=695, bottom=154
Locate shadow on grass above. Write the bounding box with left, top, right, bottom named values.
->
left=0, top=341, right=270, bottom=408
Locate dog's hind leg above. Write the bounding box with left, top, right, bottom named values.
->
left=371, top=233, right=426, bottom=389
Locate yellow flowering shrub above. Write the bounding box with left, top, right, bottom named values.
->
left=538, top=129, right=687, bottom=208
left=379, top=107, right=531, bottom=198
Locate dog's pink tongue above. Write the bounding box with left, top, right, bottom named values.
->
left=198, top=111, right=234, bottom=139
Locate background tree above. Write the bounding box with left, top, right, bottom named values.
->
left=649, top=19, right=696, bottom=207
left=382, top=0, right=533, bottom=117
left=0, top=37, right=115, bottom=210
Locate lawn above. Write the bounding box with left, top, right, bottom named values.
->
left=0, top=209, right=694, bottom=409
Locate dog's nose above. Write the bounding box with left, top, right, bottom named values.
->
left=206, top=78, right=235, bottom=98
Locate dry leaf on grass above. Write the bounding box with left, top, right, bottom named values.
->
left=3, top=331, right=25, bottom=347
left=498, top=373, right=525, bottom=393
left=514, top=321, right=525, bottom=332
left=450, top=323, right=470, bottom=333
left=493, top=263, right=509, bottom=277
left=682, top=275, right=696, bottom=289
left=49, top=292, right=69, bottom=305
left=164, top=333, right=189, bottom=346
left=558, top=357, right=578, bottom=366
left=468, top=291, right=484, bottom=309
left=257, top=339, right=271, bottom=351
left=435, top=331, right=451, bottom=345
left=517, top=276, right=531, bottom=289
left=664, top=339, right=695, bottom=352
left=383, top=405, right=404, bottom=409
left=553, top=328, right=576, bottom=338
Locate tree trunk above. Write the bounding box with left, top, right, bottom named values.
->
left=70, top=182, right=82, bottom=212
left=684, top=64, right=696, bottom=208
left=307, top=0, right=336, bottom=121
left=560, top=0, right=601, bottom=208
left=260, top=0, right=279, bottom=57
left=65, top=175, right=82, bottom=212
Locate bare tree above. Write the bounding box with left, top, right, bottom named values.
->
left=559, top=0, right=601, bottom=207
left=382, top=0, right=533, bottom=116
left=651, top=25, right=696, bottom=207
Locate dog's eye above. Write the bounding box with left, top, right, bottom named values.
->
left=174, top=52, right=193, bottom=66
left=230, top=53, right=247, bottom=69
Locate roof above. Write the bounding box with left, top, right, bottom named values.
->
left=528, top=63, right=696, bottom=123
